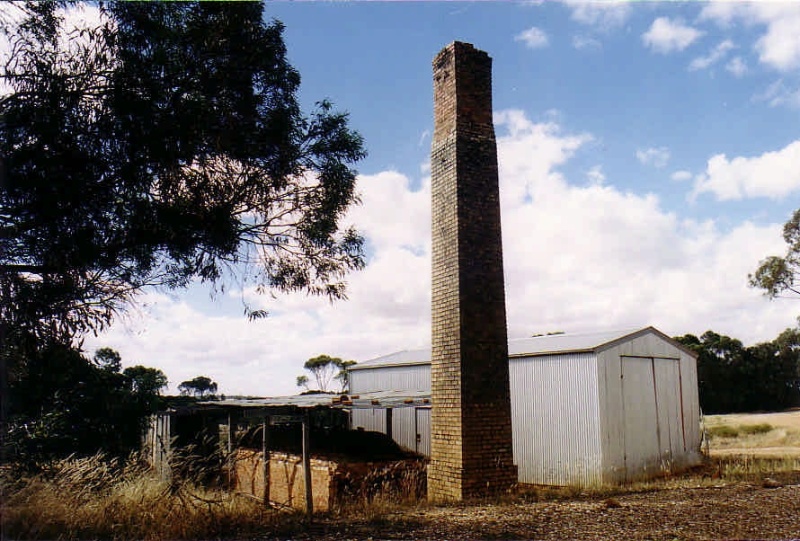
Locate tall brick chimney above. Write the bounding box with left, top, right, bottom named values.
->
left=428, top=41, right=517, bottom=501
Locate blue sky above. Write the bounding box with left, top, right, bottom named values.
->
left=67, top=1, right=800, bottom=395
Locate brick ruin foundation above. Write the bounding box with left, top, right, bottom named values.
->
left=232, top=450, right=426, bottom=511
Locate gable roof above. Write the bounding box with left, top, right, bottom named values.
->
left=350, top=326, right=695, bottom=371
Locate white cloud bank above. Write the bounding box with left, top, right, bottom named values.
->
left=692, top=140, right=800, bottom=201
left=89, top=111, right=797, bottom=397
left=642, top=17, right=703, bottom=54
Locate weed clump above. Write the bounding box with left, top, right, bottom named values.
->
left=739, top=423, right=773, bottom=435
left=709, top=425, right=739, bottom=438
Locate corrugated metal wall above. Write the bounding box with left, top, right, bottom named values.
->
left=349, top=364, right=431, bottom=394
left=350, top=406, right=430, bottom=456
left=619, top=357, right=663, bottom=481
left=415, top=407, right=431, bottom=456
left=509, top=353, right=603, bottom=486
left=678, top=350, right=702, bottom=461
left=351, top=408, right=387, bottom=433
left=597, top=333, right=702, bottom=483
left=390, top=407, right=414, bottom=452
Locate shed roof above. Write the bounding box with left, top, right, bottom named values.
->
left=351, top=326, right=695, bottom=371
left=196, top=389, right=431, bottom=410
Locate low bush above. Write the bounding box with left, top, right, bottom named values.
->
left=708, top=425, right=739, bottom=438
left=738, top=423, right=773, bottom=435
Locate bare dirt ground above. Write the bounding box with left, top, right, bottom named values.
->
left=277, top=411, right=800, bottom=541
left=282, top=474, right=800, bottom=541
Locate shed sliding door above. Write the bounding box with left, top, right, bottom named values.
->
left=619, top=356, right=681, bottom=481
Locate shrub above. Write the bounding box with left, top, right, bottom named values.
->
left=708, top=425, right=739, bottom=438
left=738, top=423, right=773, bottom=435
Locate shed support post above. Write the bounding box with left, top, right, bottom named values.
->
left=227, top=413, right=233, bottom=487
left=262, top=416, right=270, bottom=506
left=302, top=411, right=313, bottom=517
left=386, top=408, right=393, bottom=440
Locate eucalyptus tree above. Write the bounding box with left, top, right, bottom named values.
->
left=0, top=1, right=366, bottom=350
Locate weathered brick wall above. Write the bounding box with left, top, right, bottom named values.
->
left=232, top=450, right=426, bottom=511
left=428, top=41, right=517, bottom=501
left=232, top=450, right=333, bottom=511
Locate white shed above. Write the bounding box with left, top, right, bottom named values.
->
left=349, top=326, right=702, bottom=486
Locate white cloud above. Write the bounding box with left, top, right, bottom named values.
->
left=642, top=17, right=703, bottom=54
left=564, top=0, right=631, bottom=30
left=692, top=140, right=800, bottom=201
left=636, top=146, right=671, bottom=168
left=572, top=34, right=602, bottom=51
left=671, top=170, right=692, bottom=182
left=586, top=165, right=605, bottom=186
left=726, top=56, right=748, bottom=77
left=515, top=26, right=549, bottom=49
left=689, top=39, right=735, bottom=71
left=756, top=79, right=800, bottom=109
left=88, top=111, right=799, bottom=397
left=701, top=3, right=800, bottom=72
left=417, top=129, right=430, bottom=147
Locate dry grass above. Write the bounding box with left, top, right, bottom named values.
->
left=1, top=454, right=303, bottom=540
left=704, top=409, right=800, bottom=456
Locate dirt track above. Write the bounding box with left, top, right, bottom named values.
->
left=283, top=475, right=800, bottom=541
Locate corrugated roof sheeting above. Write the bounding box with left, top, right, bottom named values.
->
left=352, top=327, right=694, bottom=371
left=507, top=328, right=639, bottom=357
left=199, top=389, right=431, bottom=411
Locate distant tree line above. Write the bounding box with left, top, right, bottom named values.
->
left=675, top=328, right=800, bottom=414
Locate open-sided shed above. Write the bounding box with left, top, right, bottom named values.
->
left=349, top=327, right=702, bottom=485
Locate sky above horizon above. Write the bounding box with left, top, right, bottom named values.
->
left=21, top=1, right=800, bottom=396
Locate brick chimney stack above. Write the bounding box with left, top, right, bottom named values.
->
left=428, top=41, right=517, bottom=501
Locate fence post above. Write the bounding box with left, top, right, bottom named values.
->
left=302, top=410, right=313, bottom=517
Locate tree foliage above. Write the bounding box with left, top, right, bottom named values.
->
left=178, top=376, right=218, bottom=399
left=675, top=329, right=800, bottom=414
left=296, top=354, right=356, bottom=393
left=0, top=1, right=366, bottom=353
left=123, top=365, right=168, bottom=396
left=5, top=346, right=166, bottom=462
left=93, top=347, right=122, bottom=373
left=750, top=209, right=800, bottom=298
